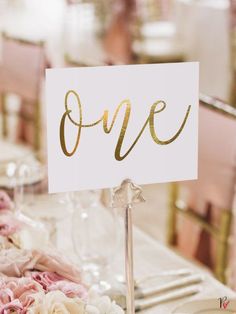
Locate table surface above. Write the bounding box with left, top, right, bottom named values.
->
left=55, top=212, right=236, bottom=314
left=4, top=182, right=234, bottom=313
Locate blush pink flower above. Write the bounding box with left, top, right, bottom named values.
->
left=30, top=271, right=88, bottom=300
left=5, top=277, right=43, bottom=307
left=0, top=191, right=12, bottom=211
left=0, top=277, right=44, bottom=313
left=49, top=281, right=88, bottom=300
left=0, top=299, right=24, bottom=313
left=30, top=271, right=64, bottom=291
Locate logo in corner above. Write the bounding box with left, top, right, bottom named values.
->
left=219, top=296, right=230, bottom=310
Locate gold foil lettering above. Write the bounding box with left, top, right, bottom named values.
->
left=59, top=90, right=191, bottom=161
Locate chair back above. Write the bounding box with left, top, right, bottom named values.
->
left=185, top=98, right=236, bottom=213
left=0, top=33, right=47, bottom=150
left=0, top=34, right=45, bottom=102
left=170, top=95, right=236, bottom=282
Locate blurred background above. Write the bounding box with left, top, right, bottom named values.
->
left=1, top=0, right=236, bottom=296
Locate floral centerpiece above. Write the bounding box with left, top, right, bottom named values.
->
left=0, top=191, right=124, bottom=313
left=0, top=260, right=123, bottom=313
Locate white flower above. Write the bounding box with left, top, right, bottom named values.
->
left=28, top=291, right=86, bottom=314
left=86, top=291, right=124, bottom=314
left=85, top=305, right=99, bottom=314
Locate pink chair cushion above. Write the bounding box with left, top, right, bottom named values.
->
left=177, top=102, right=236, bottom=267
left=187, top=104, right=236, bottom=212
left=0, top=37, right=46, bottom=102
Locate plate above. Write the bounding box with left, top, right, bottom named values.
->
left=173, top=299, right=236, bottom=314
left=0, top=141, right=44, bottom=188
left=0, top=140, right=32, bottom=163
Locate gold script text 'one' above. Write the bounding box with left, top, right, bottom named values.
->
left=59, top=90, right=191, bottom=161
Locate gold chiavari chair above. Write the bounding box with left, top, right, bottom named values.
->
left=64, top=0, right=113, bottom=65
left=66, top=0, right=112, bottom=35
left=136, top=0, right=173, bottom=23
left=0, top=33, right=47, bottom=151
left=133, top=0, right=184, bottom=64
left=65, top=53, right=108, bottom=67
left=167, top=94, right=236, bottom=284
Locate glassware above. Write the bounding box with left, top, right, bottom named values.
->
left=14, top=157, right=73, bottom=247
left=0, top=141, right=33, bottom=199
left=71, top=189, right=120, bottom=293
left=0, top=160, right=17, bottom=193
left=0, top=151, right=49, bottom=250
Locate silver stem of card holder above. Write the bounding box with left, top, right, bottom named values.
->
left=113, top=179, right=145, bottom=314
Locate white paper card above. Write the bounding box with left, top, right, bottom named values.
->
left=46, top=63, right=198, bottom=193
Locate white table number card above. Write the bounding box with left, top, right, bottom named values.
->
left=46, top=63, right=199, bottom=193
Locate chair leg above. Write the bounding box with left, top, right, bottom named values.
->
left=1, top=93, right=8, bottom=137
left=167, top=182, right=178, bottom=245
left=215, top=210, right=232, bottom=284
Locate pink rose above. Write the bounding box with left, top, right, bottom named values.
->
left=49, top=281, right=88, bottom=300
left=0, top=299, right=24, bottom=314
left=0, top=277, right=44, bottom=313
left=0, top=191, right=12, bottom=211
left=5, top=277, right=43, bottom=307
left=30, top=271, right=64, bottom=291
left=30, top=271, right=88, bottom=300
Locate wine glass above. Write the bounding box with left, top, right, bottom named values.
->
left=0, top=160, right=17, bottom=193
left=0, top=144, right=32, bottom=198
left=14, top=158, right=73, bottom=247
left=71, top=189, right=120, bottom=293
